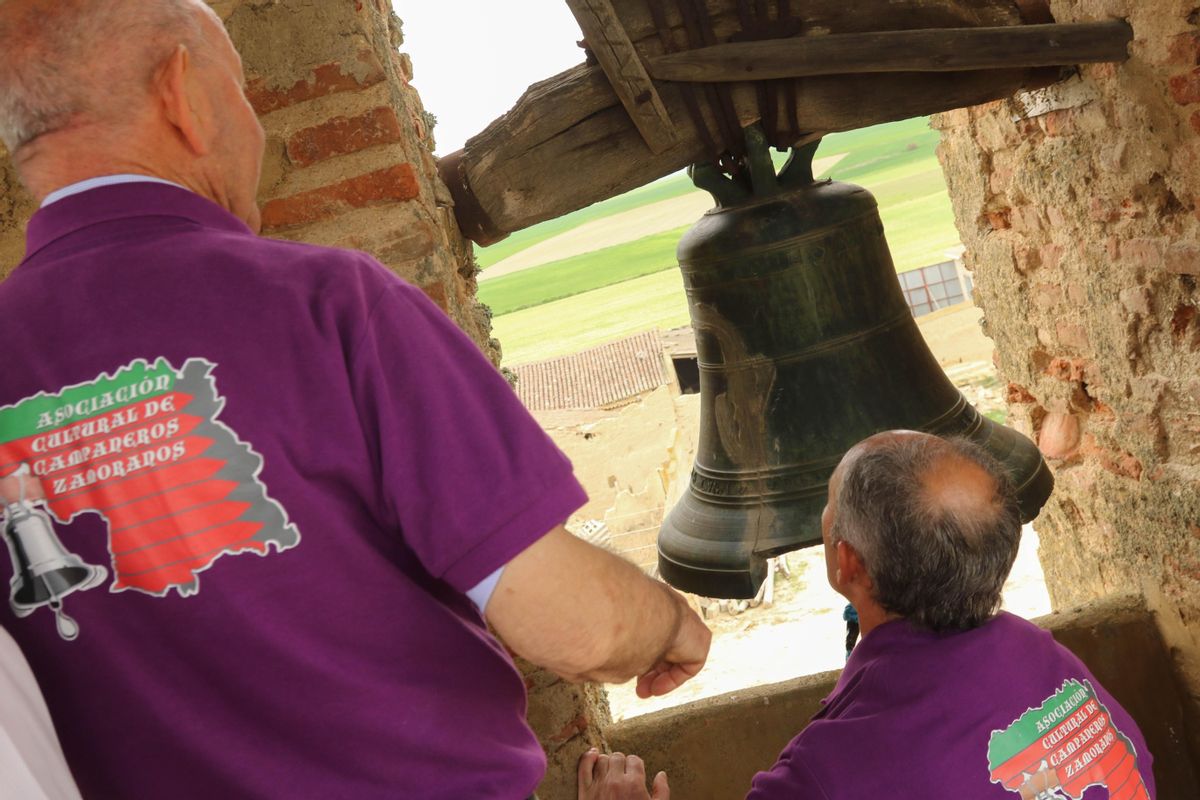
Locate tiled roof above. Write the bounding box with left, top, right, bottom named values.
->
left=660, top=325, right=698, bottom=357
left=512, top=329, right=667, bottom=411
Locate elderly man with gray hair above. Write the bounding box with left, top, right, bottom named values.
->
left=583, top=431, right=1156, bottom=800
left=0, top=1, right=711, bottom=798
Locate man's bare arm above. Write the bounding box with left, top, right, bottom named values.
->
left=486, top=526, right=711, bottom=695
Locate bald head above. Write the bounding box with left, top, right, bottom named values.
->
left=0, top=0, right=266, bottom=230
left=828, top=431, right=1022, bottom=632
left=0, top=0, right=213, bottom=152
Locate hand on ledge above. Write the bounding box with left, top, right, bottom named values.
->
left=578, top=748, right=670, bottom=800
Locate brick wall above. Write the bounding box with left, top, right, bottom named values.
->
left=0, top=2, right=608, bottom=795
left=215, top=0, right=497, bottom=361
left=933, top=0, right=1200, bottom=750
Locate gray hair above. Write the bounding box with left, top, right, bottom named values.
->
left=0, top=0, right=208, bottom=152
left=831, top=435, right=1022, bottom=632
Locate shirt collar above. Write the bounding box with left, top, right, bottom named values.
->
left=40, top=174, right=188, bottom=207
left=22, top=181, right=253, bottom=264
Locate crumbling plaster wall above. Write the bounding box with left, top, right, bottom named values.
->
left=0, top=2, right=607, bottom=795
left=932, top=0, right=1200, bottom=740
left=214, top=0, right=497, bottom=359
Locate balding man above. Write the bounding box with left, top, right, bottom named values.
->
left=0, top=2, right=708, bottom=798
left=583, top=433, right=1155, bottom=800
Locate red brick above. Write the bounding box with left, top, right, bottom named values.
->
left=261, top=164, right=420, bottom=229
left=1171, top=305, right=1200, bottom=351
left=377, top=221, right=437, bottom=264
left=420, top=281, right=449, bottom=313
left=1041, top=109, right=1075, bottom=137
left=549, top=713, right=589, bottom=746
left=246, top=54, right=386, bottom=115
left=1014, top=246, right=1042, bottom=274
left=1029, top=348, right=1052, bottom=373
left=1169, top=68, right=1200, bottom=105
left=985, top=208, right=1012, bottom=230
left=1168, top=33, right=1200, bottom=67
left=1045, top=357, right=1089, bottom=383
left=1079, top=434, right=1143, bottom=480
left=1166, top=555, right=1200, bottom=584
left=1032, top=282, right=1062, bottom=311
left=1056, top=321, right=1091, bottom=351
left=1120, top=238, right=1164, bottom=269
left=1040, top=243, right=1065, bottom=271
left=286, top=106, right=404, bottom=168
left=1172, top=304, right=1196, bottom=336
left=1118, top=197, right=1146, bottom=221
left=1011, top=206, right=1046, bottom=234
left=1006, top=383, right=1038, bottom=405
left=1166, top=245, right=1200, bottom=275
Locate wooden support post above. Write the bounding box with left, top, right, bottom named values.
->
left=645, top=21, right=1133, bottom=83
left=565, top=0, right=679, bottom=154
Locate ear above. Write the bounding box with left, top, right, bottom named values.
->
left=835, top=540, right=871, bottom=592
left=156, top=44, right=212, bottom=156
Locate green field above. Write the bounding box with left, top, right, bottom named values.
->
left=479, top=225, right=690, bottom=316
left=485, top=116, right=961, bottom=366
left=492, top=269, right=692, bottom=365
left=474, top=177, right=697, bottom=269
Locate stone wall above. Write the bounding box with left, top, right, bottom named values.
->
left=932, top=0, right=1200, bottom=746
left=213, top=0, right=497, bottom=361
left=0, top=2, right=606, bottom=795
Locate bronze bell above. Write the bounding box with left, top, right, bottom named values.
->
left=658, top=129, right=1054, bottom=599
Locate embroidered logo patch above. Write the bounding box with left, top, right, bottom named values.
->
left=0, top=358, right=299, bottom=639
left=987, top=679, right=1149, bottom=799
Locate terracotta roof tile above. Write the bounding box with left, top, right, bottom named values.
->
left=512, top=330, right=666, bottom=411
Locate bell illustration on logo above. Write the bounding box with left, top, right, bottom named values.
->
left=2, top=465, right=107, bottom=640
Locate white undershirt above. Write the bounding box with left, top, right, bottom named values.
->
left=40, top=174, right=187, bottom=207
left=0, top=627, right=83, bottom=800
left=40, top=174, right=509, bottom=616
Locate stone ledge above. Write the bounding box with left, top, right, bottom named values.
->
left=604, top=593, right=1198, bottom=800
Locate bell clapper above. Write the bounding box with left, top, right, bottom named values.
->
left=49, top=598, right=81, bottom=642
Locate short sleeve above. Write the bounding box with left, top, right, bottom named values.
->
left=746, top=736, right=832, bottom=800
left=348, top=273, right=587, bottom=593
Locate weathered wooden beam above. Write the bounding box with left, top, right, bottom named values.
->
left=441, top=0, right=1080, bottom=246
left=441, top=66, right=1043, bottom=245
left=646, top=21, right=1132, bottom=82
left=565, top=0, right=679, bottom=154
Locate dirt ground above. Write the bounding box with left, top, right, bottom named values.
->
left=913, top=301, right=994, bottom=366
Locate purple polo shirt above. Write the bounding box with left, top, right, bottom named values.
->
left=0, top=184, right=585, bottom=798
left=748, top=612, right=1156, bottom=799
